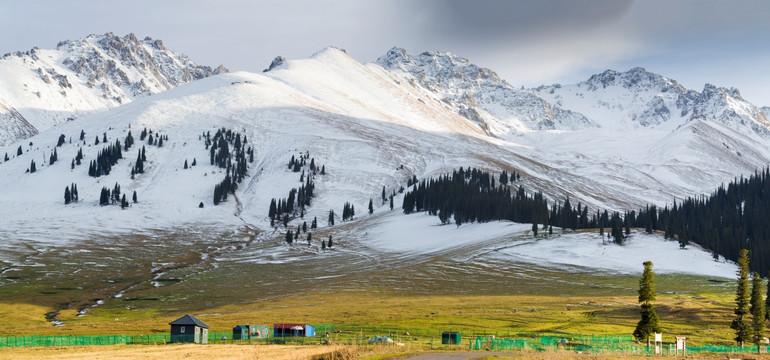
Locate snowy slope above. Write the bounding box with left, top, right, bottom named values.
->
left=0, top=32, right=226, bottom=146
left=518, top=68, right=770, bottom=205
left=0, top=46, right=763, bottom=280
left=0, top=47, right=645, bottom=249
left=376, top=48, right=593, bottom=136
left=532, top=67, right=770, bottom=135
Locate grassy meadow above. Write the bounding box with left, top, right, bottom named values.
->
left=0, top=226, right=747, bottom=359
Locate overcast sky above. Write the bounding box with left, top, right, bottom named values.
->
left=1, top=0, right=768, bottom=105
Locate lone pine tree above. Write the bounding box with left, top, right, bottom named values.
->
left=732, top=249, right=752, bottom=347
left=633, top=261, right=660, bottom=346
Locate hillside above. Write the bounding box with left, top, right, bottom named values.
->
left=0, top=44, right=757, bottom=323
left=0, top=32, right=226, bottom=146
left=1, top=45, right=769, bottom=247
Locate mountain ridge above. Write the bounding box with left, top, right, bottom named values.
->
left=0, top=32, right=227, bottom=146
left=1, top=43, right=770, bottom=244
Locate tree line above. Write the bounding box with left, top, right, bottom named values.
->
left=205, top=128, right=254, bottom=205
left=401, top=167, right=631, bottom=242
left=621, top=168, right=770, bottom=275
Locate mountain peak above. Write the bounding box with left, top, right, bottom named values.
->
left=311, top=46, right=349, bottom=58
left=377, top=48, right=592, bottom=133
left=263, top=56, right=286, bottom=72
left=0, top=32, right=228, bottom=146
left=376, top=47, right=412, bottom=70
left=702, top=83, right=743, bottom=101
left=582, top=67, right=681, bottom=92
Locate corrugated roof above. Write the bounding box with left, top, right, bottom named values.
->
left=169, top=314, right=210, bottom=328
left=274, top=323, right=307, bottom=329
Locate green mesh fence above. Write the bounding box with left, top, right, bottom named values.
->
left=470, top=334, right=766, bottom=355
left=2, top=325, right=768, bottom=355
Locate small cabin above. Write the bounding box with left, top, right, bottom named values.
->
left=169, top=314, right=210, bottom=344
left=441, top=331, right=461, bottom=345
left=233, top=324, right=270, bottom=340
left=273, top=323, right=315, bottom=337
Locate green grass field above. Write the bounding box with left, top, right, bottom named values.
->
left=0, top=226, right=743, bottom=349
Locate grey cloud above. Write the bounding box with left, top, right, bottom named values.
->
left=416, top=0, right=634, bottom=43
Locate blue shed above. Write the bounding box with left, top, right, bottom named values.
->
left=233, top=324, right=270, bottom=340
left=273, top=323, right=315, bottom=337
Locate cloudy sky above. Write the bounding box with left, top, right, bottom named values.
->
left=1, top=0, right=768, bottom=105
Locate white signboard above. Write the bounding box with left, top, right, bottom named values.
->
left=654, top=333, right=662, bottom=342
left=676, top=338, right=685, bottom=350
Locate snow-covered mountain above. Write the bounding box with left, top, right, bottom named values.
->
left=376, top=47, right=593, bottom=135
left=0, top=32, right=227, bottom=146
left=1, top=44, right=769, bottom=266
left=532, top=67, right=770, bottom=135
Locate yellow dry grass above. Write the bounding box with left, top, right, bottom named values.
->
left=0, top=292, right=739, bottom=344
left=0, top=344, right=351, bottom=360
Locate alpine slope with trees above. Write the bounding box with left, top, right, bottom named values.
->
left=1, top=38, right=770, bottom=282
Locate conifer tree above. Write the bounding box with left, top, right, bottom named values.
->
left=29, top=160, right=36, bottom=173
left=368, top=198, right=374, bottom=214
left=328, top=210, right=335, bottom=226
left=633, top=261, right=661, bottom=346
left=328, top=235, right=333, bottom=248
left=311, top=217, right=317, bottom=229
left=750, top=272, right=765, bottom=354
left=532, top=222, right=538, bottom=237
left=192, top=158, right=197, bottom=166
left=80, top=129, right=85, bottom=141
left=64, top=186, right=71, bottom=205
left=269, top=199, right=277, bottom=220
left=389, top=195, right=394, bottom=210
left=17, top=146, right=22, bottom=156
left=132, top=190, right=137, bottom=203
left=322, top=239, right=326, bottom=250
left=732, top=249, right=752, bottom=347
left=766, top=270, right=770, bottom=321
left=3, top=153, right=7, bottom=161
left=381, top=186, right=386, bottom=204
left=102, top=132, right=107, bottom=143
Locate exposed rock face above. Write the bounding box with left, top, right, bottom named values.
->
left=263, top=56, right=286, bottom=72
left=377, top=47, right=593, bottom=136
left=535, top=67, right=770, bottom=137
left=58, top=32, right=227, bottom=100
left=0, top=32, right=228, bottom=146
